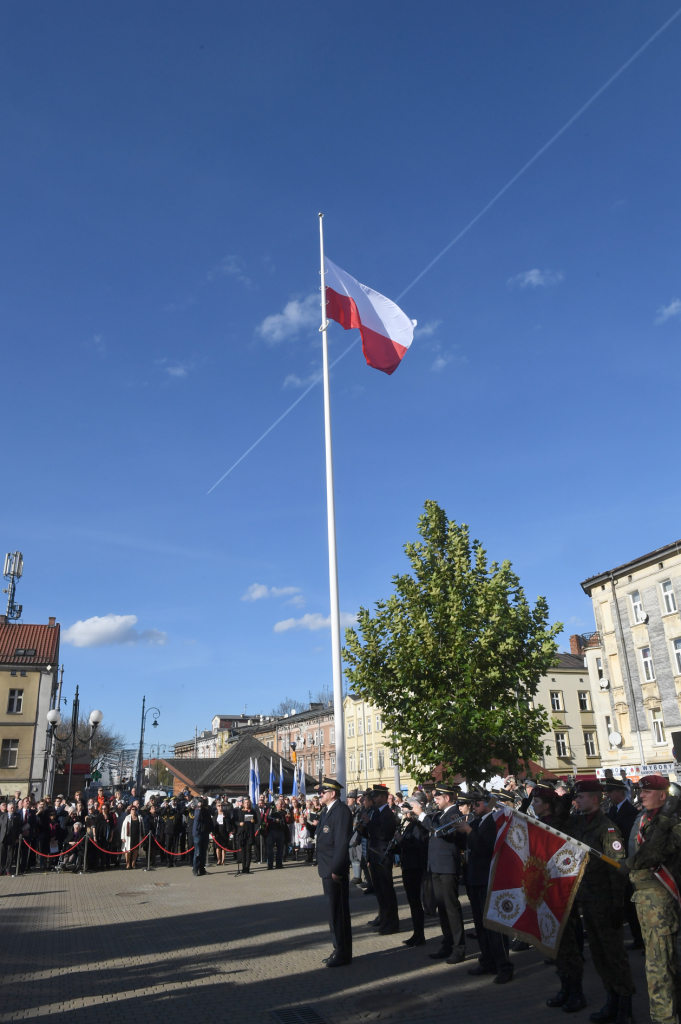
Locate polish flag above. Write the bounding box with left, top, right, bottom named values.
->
left=324, top=257, right=416, bottom=376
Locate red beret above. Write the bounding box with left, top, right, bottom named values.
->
left=640, top=774, right=669, bottom=791
left=533, top=786, right=556, bottom=802
left=574, top=779, right=603, bottom=794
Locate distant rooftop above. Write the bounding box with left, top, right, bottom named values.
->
left=581, top=538, right=681, bottom=591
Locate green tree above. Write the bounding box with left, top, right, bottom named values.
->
left=342, top=501, right=561, bottom=782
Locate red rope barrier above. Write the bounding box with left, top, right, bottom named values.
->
left=88, top=836, right=146, bottom=854
left=21, top=836, right=86, bottom=858
left=153, top=837, right=195, bottom=855
left=210, top=834, right=239, bottom=853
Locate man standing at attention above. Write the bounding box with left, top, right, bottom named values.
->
left=316, top=779, right=353, bottom=967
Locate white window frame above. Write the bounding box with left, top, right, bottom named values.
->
left=359, top=750, right=365, bottom=772
left=555, top=732, right=569, bottom=758
left=330, top=755, right=335, bottom=774
left=377, top=748, right=385, bottom=769
left=357, top=717, right=363, bottom=736
left=368, top=750, right=374, bottom=770
left=596, top=657, right=604, bottom=680
left=7, top=688, right=23, bottom=714
left=583, top=731, right=597, bottom=757
left=389, top=749, right=398, bottom=768
left=376, top=715, right=382, bottom=731
left=674, top=639, right=681, bottom=675
left=578, top=691, right=590, bottom=712
left=347, top=720, right=354, bottom=738
left=631, top=590, right=645, bottom=623
left=662, top=580, right=677, bottom=615
left=330, top=727, right=335, bottom=743
left=348, top=752, right=355, bottom=772
left=651, top=708, right=666, bottom=745
left=0, top=738, right=19, bottom=768
left=366, top=716, right=372, bottom=734
left=550, top=691, right=563, bottom=712
left=641, top=646, right=655, bottom=682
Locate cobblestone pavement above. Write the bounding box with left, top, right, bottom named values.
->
left=0, top=858, right=651, bottom=1023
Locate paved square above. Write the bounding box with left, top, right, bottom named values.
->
left=0, top=858, right=651, bottom=1023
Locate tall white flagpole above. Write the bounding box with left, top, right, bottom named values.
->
left=318, top=212, right=346, bottom=791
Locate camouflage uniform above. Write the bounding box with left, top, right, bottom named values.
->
left=556, top=810, right=634, bottom=997
left=629, top=811, right=681, bottom=1024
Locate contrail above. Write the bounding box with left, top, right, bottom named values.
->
left=206, top=338, right=360, bottom=493
left=208, top=9, right=680, bottom=493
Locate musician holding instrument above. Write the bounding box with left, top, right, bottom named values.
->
left=363, top=783, right=400, bottom=934
left=398, top=800, right=429, bottom=947
left=453, top=789, right=513, bottom=984
left=416, top=783, right=467, bottom=964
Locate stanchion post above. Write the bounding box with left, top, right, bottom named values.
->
left=14, top=837, right=22, bottom=877
left=145, top=831, right=154, bottom=872
left=81, top=835, right=89, bottom=874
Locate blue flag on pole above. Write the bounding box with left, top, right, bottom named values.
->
left=249, top=757, right=255, bottom=804
left=292, top=760, right=299, bottom=797
left=279, top=758, right=283, bottom=796
left=300, top=761, right=306, bottom=797
left=269, top=757, right=274, bottom=797
left=254, top=757, right=260, bottom=800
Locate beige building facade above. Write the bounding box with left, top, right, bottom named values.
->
left=532, top=653, right=602, bottom=777
left=343, top=693, right=417, bottom=793
left=577, top=539, right=681, bottom=779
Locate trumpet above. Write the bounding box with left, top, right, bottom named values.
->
left=431, top=812, right=470, bottom=837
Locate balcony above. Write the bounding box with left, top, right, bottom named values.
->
left=569, top=631, right=601, bottom=656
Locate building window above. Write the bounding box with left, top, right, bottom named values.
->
left=377, top=748, right=385, bottom=769
left=389, top=749, right=398, bottom=768
left=359, top=751, right=365, bottom=771
left=662, top=581, right=677, bottom=615
left=651, top=708, right=666, bottom=745
left=376, top=715, right=382, bottom=731
left=366, top=716, right=372, bottom=734
left=357, top=717, right=363, bottom=736
left=315, top=758, right=322, bottom=774
left=368, top=750, right=374, bottom=770
left=555, top=733, right=569, bottom=757
left=596, top=658, right=604, bottom=679
left=7, top=689, right=23, bottom=714
left=307, top=731, right=313, bottom=745
left=349, top=752, right=355, bottom=772
left=674, top=639, right=681, bottom=675
left=330, top=756, right=335, bottom=774
left=550, top=691, right=563, bottom=712
left=347, top=720, right=354, bottom=737
left=584, top=732, right=597, bottom=757
left=578, top=691, right=590, bottom=712
left=330, top=727, right=335, bottom=743
left=641, top=647, right=655, bottom=682
left=631, top=590, right=645, bottom=623
left=0, top=739, right=19, bottom=768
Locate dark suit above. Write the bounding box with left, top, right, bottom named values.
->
left=466, top=813, right=512, bottom=977
left=421, top=804, right=465, bottom=955
left=607, top=797, right=643, bottom=947
left=317, top=799, right=353, bottom=960
left=366, top=803, right=399, bottom=930
left=192, top=806, right=214, bottom=873
left=398, top=819, right=429, bottom=940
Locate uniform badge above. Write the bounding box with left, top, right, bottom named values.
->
left=323, top=826, right=330, bottom=833
left=612, top=840, right=622, bottom=851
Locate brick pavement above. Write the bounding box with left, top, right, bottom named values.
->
left=0, top=857, right=652, bottom=1023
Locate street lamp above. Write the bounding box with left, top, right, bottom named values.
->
left=136, top=696, right=160, bottom=794
left=57, top=685, right=104, bottom=797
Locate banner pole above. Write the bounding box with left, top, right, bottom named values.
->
left=318, top=212, right=345, bottom=791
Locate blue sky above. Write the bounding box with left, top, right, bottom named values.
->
left=1, top=3, right=680, bottom=751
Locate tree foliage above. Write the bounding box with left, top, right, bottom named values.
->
left=342, top=501, right=561, bottom=782
left=55, top=717, right=125, bottom=773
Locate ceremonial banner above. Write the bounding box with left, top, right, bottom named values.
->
left=483, top=806, right=588, bottom=958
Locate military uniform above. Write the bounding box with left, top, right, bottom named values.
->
left=316, top=780, right=353, bottom=966
left=628, top=775, right=681, bottom=1024
left=418, top=785, right=466, bottom=962
left=365, top=786, right=399, bottom=933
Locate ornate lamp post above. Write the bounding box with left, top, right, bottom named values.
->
left=136, top=696, right=160, bottom=794
left=54, top=685, right=103, bottom=797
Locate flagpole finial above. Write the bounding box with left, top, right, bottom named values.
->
left=318, top=212, right=324, bottom=219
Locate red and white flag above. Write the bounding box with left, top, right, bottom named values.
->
left=483, top=806, right=588, bottom=958
left=324, top=257, right=416, bottom=376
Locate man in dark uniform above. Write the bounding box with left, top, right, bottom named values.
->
left=192, top=798, right=213, bottom=876
left=604, top=779, right=643, bottom=951
left=398, top=801, right=429, bottom=946
left=364, top=783, right=399, bottom=934
left=316, top=779, right=353, bottom=967
left=417, top=784, right=466, bottom=964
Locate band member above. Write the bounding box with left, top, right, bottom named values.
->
left=234, top=798, right=260, bottom=873
left=627, top=774, right=680, bottom=1024
left=604, top=779, right=643, bottom=951
left=417, top=784, right=466, bottom=964
left=316, top=779, right=353, bottom=967
left=364, top=784, right=399, bottom=934
left=398, top=801, right=429, bottom=946
left=454, top=791, right=513, bottom=983
left=548, top=779, right=633, bottom=1022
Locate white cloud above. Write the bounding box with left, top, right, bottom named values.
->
left=166, top=365, right=187, bottom=378
left=207, top=255, right=251, bottom=286
left=241, top=583, right=301, bottom=602
left=274, top=611, right=357, bottom=633
left=508, top=269, right=564, bottom=289
left=283, top=371, right=321, bottom=389
left=257, top=294, right=318, bottom=343
left=415, top=320, right=442, bottom=338
left=63, top=614, right=168, bottom=648
left=432, top=355, right=449, bottom=372
left=655, top=299, right=681, bottom=324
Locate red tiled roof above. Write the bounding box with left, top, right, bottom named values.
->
left=0, top=622, right=60, bottom=666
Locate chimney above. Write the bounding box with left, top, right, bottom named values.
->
left=569, top=634, right=584, bottom=658
left=48, top=616, right=56, bottom=627
left=0, top=614, right=6, bottom=625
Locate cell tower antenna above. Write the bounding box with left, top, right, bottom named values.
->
left=3, top=552, right=23, bottom=620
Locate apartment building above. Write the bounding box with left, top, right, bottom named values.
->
left=343, top=693, right=416, bottom=793
left=577, top=538, right=681, bottom=778
left=534, top=652, right=602, bottom=777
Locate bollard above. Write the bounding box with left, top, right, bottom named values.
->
left=14, top=837, right=22, bottom=877
left=145, top=831, right=155, bottom=871
left=81, top=835, right=89, bottom=873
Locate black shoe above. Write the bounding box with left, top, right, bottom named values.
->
left=368, top=917, right=382, bottom=927
left=192, top=870, right=200, bottom=876
left=428, top=947, right=453, bottom=960
left=626, top=940, right=644, bottom=951
left=547, top=977, right=570, bottom=1008
left=267, top=866, right=273, bottom=870
left=466, top=931, right=478, bottom=940
left=326, top=954, right=352, bottom=968
left=563, top=979, right=587, bottom=1014
left=510, top=939, right=530, bottom=951
left=378, top=924, right=400, bottom=935
left=612, top=995, right=632, bottom=1024
left=589, top=994, right=619, bottom=1023
left=403, top=935, right=426, bottom=947
left=445, top=951, right=466, bottom=965
left=363, top=888, right=376, bottom=895
left=468, top=964, right=494, bottom=976
left=494, top=971, right=514, bottom=985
